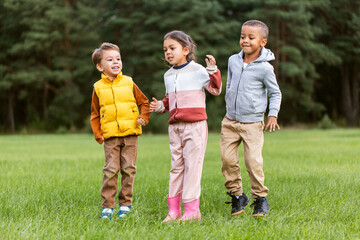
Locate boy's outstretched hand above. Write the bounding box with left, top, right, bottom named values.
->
left=137, top=117, right=146, bottom=126
left=149, top=97, right=158, bottom=112
left=205, top=55, right=216, bottom=67
left=264, top=116, right=280, bottom=132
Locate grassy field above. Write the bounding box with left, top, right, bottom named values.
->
left=0, top=129, right=359, bottom=239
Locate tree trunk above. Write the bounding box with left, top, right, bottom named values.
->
left=341, top=64, right=359, bottom=126
left=274, top=15, right=280, bottom=79
left=7, top=91, right=15, bottom=133
left=43, top=81, right=49, bottom=124
left=280, top=18, right=287, bottom=84
left=351, top=63, right=359, bottom=125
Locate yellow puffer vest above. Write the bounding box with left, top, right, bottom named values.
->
left=94, top=73, right=142, bottom=139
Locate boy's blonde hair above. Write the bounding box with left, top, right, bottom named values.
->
left=243, top=20, right=269, bottom=39
left=92, top=42, right=120, bottom=66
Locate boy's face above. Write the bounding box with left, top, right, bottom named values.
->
left=96, top=50, right=122, bottom=79
left=240, top=25, right=267, bottom=58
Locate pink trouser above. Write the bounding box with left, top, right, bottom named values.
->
left=168, top=120, right=208, bottom=203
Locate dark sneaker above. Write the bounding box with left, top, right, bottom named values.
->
left=251, top=197, right=270, bottom=217
left=225, top=192, right=250, bottom=216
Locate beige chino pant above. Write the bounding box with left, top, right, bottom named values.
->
left=101, top=136, right=137, bottom=208
left=220, top=117, right=269, bottom=198
left=168, top=120, right=208, bottom=203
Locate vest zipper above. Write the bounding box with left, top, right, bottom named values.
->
left=111, top=81, right=120, bottom=133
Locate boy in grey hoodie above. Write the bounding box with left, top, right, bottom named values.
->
left=221, top=20, right=281, bottom=217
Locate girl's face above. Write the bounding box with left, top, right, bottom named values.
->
left=163, top=38, right=189, bottom=66
left=96, top=50, right=122, bottom=80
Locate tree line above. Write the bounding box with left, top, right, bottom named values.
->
left=1, top=0, right=359, bottom=134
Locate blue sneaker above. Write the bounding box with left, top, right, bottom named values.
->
left=100, top=208, right=113, bottom=220
left=118, top=206, right=131, bottom=219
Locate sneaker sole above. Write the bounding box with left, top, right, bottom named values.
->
left=231, top=200, right=249, bottom=216
left=252, top=212, right=269, bottom=217
left=117, top=214, right=130, bottom=219
left=100, top=213, right=113, bottom=220
left=231, top=210, right=245, bottom=216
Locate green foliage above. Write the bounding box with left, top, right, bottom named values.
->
left=0, top=130, right=359, bottom=238
left=313, top=0, right=360, bottom=126
left=144, top=113, right=169, bottom=134
left=0, top=0, right=100, bottom=131
left=318, top=114, right=336, bottom=129
left=206, top=91, right=226, bottom=131
left=83, top=115, right=93, bottom=134
left=47, top=84, right=85, bottom=129
left=0, top=0, right=359, bottom=132
left=56, top=125, right=69, bottom=134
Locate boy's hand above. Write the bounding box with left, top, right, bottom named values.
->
left=97, top=136, right=104, bottom=144
left=205, top=55, right=216, bottom=67
left=264, top=116, right=280, bottom=132
left=149, top=97, right=158, bottom=112
left=137, top=117, right=146, bottom=126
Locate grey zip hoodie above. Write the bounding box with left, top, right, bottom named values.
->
left=225, top=47, right=282, bottom=123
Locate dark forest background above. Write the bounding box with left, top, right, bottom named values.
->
left=1, top=0, right=359, bottom=134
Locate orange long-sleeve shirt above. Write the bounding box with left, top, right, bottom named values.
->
left=90, top=83, right=150, bottom=144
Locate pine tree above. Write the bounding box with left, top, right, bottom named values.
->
left=0, top=0, right=100, bottom=132
left=316, top=0, right=360, bottom=126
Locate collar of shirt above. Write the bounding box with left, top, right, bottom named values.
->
left=173, top=61, right=191, bottom=70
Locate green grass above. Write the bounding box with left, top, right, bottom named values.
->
left=0, top=129, right=359, bottom=239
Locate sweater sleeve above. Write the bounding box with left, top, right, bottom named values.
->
left=133, top=83, right=151, bottom=124
left=90, top=89, right=104, bottom=144
left=205, top=69, right=222, bottom=96
left=263, top=67, right=282, bottom=117
left=153, top=94, right=169, bottom=113
left=162, top=95, right=169, bottom=112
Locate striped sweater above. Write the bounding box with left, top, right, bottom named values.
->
left=156, top=61, right=222, bottom=124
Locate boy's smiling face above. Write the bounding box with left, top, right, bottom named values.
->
left=240, top=25, right=267, bottom=59
left=96, top=49, right=122, bottom=80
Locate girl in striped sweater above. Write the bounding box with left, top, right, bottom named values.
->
left=150, top=30, right=222, bottom=222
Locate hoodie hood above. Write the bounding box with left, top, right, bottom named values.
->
left=239, top=47, right=275, bottom=63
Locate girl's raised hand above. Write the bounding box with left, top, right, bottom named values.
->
left=205, top=55, right=216, bottom=67
left=149, top=97, right=159, bottom=112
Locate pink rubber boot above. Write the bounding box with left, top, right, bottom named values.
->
left=179, top=198, right=201, bottom=222
left=163, top=194, right=181, bottom=222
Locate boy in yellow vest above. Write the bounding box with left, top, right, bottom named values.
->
left=90, top=42, right=150, bottom=220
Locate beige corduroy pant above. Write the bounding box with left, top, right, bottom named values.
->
left=220, top=117, right=269, bottom=198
